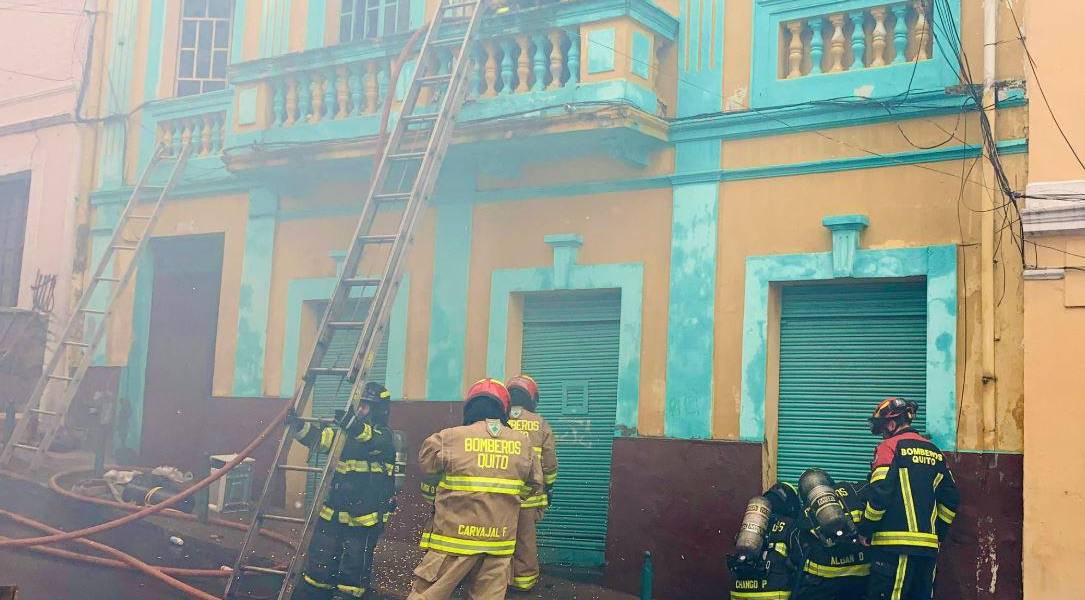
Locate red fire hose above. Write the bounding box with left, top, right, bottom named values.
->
left=48, top=468, right=296, bottom=551
left=0, top=508, right=223, bottom=600
left=0, top=399, right=291, bottom=548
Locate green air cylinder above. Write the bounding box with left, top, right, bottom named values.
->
left=734, top=496, right=773, bottom=563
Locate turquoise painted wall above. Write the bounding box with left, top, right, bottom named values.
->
left=232, top=189, right=279, bottom=396
left=425, top=202, right=473, bottom=400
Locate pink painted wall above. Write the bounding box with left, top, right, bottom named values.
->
left=0, top=0, right=93, bottom=349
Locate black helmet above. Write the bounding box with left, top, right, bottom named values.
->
left=357, top=382, right=391, bottom=426
left=763, top=481, right=802, bottom=519
left=868, top=396, right=918, bottom=435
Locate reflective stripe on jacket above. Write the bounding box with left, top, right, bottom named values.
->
left=507, top=407, right=558, bottom=506
left=417, top=419, right=544, bottom=556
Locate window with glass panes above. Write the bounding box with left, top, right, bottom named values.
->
left=340, top=0, right=411, bottom=43
left=176, top=0, right=233, bottom=96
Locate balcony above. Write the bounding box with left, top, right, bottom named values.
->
left=224, top=0, right=677, bottom=169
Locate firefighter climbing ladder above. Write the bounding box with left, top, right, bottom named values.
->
left=225, top=1, right=484, bottom=598
left=0, top=143, right=193, bottom=470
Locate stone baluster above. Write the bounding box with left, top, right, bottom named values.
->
left=911, top=0, right=931, bottom=60
left=500, top=38, right=516, bottom=95
left=158, top=123, right=171, bottom=156
left=284, top=76, right=298, bottom=126
left=172, top=122, right=183, bottom=155
left=565, top=27, right=580, bottom=86
left=323, top=68, right=337, bottom=119
left=180, top=120, right=192, bottom=151
left=786, top=21, right=805, bottom=78
left=335, top=66, right=350, bottom=119
left=531, top=33, right=548, bottom=91
left=516, top=35, right=531, bottom=93
left=348, top=63, right=364, bottom=116
left=201, top=114, right=213, bottom=155
left=468, top=43, right=484, bottom=97
left=484, top=40, right=498, bottom=97
left=364, top=61, right=379, bottom=114
left=891, top=4, right=908, bottom=63
left=548, top=30, right=565, bottom=89
left=190, top=117, right=203, bottom=155
left=272, top=78, right=286, bottom=126
left=807, top=17, right=824, bottom=75
left=850, top=11, right=867, bottom=68
left=297, top=72, right=312, bottom=123
left=869, top=7, right=888, bottom=67
left=310, top=71, right=325, bottom=121
left=212, top=113, right=223, bottom=153
left=828, top=14, right=847, bottom=72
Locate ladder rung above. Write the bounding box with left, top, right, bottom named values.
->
left=357, top=234, right=398, bottom=245
left=298, top=416, right=336, bottom=424
left=307, top=367, right=350, bottom=377
left=327, top=321, right=365, bottom=330
left=343, top=277, right=381, bottom=287
left=402, top=113, right=438, bottom=124
left=442, top=1, right=477, bottom=10
left=373, top=192, right=412, bottom=203
left=13, top=443, right=40, bottom=451
left=97, top=277, right=121, bottom=283
left=29, top=408, right=59, bottom=417
left=47, top=374, right=74, bottom=381
left=239, top=565, right=287, bottom=576
left=431, top=37, right=467, bottom=47
left=261, top=513, right=306, bottom=525
left=111, top=244, right=139, bottom=251
left=387, top=151, right=427, bottom=161
left=62, top=341, right=90, bottom=348
left=417, top=74, right=453, bottom=86
left=126, top=214, right=153, bottom=220
left=80, top=308, right=106, bottom=314
left=277, top=464, right=323, bottom=473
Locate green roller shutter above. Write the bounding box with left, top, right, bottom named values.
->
left=306, top=299, right=389, bottom=504
left=521, top=290, right=620, bottom=568
left=777, top=281, right=927, bottom=484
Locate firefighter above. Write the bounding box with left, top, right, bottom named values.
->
left=504, top=374, right=558, bottom=593
left=289, top=382, right=397, bottom=600
left=859, top=397, right=960, bottom=600
left=792, top=478, right=871, bottom=600
left=728, top=481, right=804, bottom=600
left=408, top=378, right=544, bottom=600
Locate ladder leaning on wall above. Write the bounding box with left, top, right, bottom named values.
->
left=0, top=143, right=194, bottom=471
left=224, top=1, right=485, bottom=598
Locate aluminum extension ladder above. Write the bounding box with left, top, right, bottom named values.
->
left=0, top=143, right=193, bottom=471
left=224, top=1, right=484, bottom=598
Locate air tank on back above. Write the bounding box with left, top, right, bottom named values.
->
left=392, top=430, right=407, bottom=492
left=733, top=496, right=773, bottom=563
left=799, top=468, right=857, bottom=544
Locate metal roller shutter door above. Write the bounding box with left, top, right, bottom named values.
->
left=777, top=281, right=928, bottom=484
left=306, top=299, right=389, bottom=504
left=521, top=290, right=620, bottom=567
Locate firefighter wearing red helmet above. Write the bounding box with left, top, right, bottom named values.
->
left=407, top=379, right=544, bottom=600
left=504, top=374, right=558, bottom=593
left=859, top=397, right=960, bottom=600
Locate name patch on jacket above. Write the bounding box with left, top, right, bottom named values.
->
left=899, top=447, right=945, bottom=465
left=508, top=419, right=540, bottom=432
left=458, top=524, right=509, bottom=539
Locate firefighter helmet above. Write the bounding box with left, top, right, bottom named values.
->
left=763, top=480, right=802, bottom=519
left=506, top=374, right=539, bottom=409
left=357, top=381, right=391, bottom=426
left=465, top=378, right=511, bottom=415
left=869, top=396, right=918, bottom=434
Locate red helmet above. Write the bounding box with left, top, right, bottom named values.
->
left=466, top=378, right=511, bottom=415
left=869, top=397, right=918, bottom=434
left=506, top=374, right=539, bottom=406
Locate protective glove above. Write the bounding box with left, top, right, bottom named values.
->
left=284, top=407, right=302, bottom=430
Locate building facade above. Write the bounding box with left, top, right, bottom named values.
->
left=81, top=0, right=1028, bottom=597
left=1021, top=1, right=1084, bottom=598
left=0, top=1, right=95, bottom=402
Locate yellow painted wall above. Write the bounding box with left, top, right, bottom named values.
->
left=463, top=189, right=673, bottom=436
